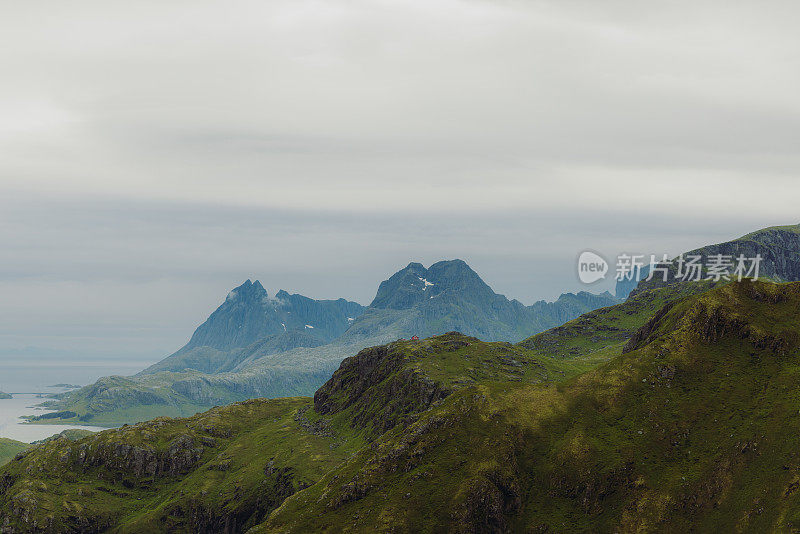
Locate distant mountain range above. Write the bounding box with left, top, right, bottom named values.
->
left=37, top=259, right=618, bottom=426
left=33, top=227, right=800, bottom=427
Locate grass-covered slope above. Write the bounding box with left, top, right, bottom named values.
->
left=7, top=280, right=800, bottom=532
left=0, top=334, right=560, bottom=532
left=30, top=429, right=97, bottom=445
left=518, top=280, right=716, bottom=378
left=0, top=397, right=362, bottom=532
left=0, top=438, right=27, bottom=467
left=263, top=280, right=800, bottom=532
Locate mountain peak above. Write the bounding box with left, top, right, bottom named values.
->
left=228, top=279, right=268, bottom=301
left=151, top=281, right=366, bottom=366
left=426, top=259, right=486, bottom=288
left=369, top=259, right=492, bottom=310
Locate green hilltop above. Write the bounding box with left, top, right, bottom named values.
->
left=5, top=280, right=800, bottom=531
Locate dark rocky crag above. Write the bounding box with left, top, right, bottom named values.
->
left=617, top=223, right=800, bottom=299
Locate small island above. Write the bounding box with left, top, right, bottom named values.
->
left=0, top=392, right=11, bottom=399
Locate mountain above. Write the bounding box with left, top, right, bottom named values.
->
left=0, top=392, right=11, bottom=399
left=6, top=280, right=800, bottom=532
left=616, top=223, right=800, bottom=299
left=368, top=259, right=618, bottom=341
left=140, top=281, right=365, bottom=375
left=370, top=259, right=493, bottom=309
left=31, top=260, right=617, bottom=427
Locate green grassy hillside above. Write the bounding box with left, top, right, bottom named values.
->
left=5, top=280, right=800, bottom=532
left=0, top=438, right=28, bottom=467
left=518, top=279, right=716, bottom=378
left=261, top=279, right=800, bottom=533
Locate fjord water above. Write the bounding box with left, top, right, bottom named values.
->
left=0, top=394, right=106, bottom=443
left=0, top=360, right=147, bottom=443
left=0, top=357, right=157, bottom=394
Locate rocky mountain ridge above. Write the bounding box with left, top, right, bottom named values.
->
left=616, top=223, right=800, bottom=299
left=39, top=260, right=617, bottom=426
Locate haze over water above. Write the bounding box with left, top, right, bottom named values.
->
left=0, top=394, right=106, bottom=443
left=0, top=361, right=150, bottom=443
left=0, top=358, right=157, bottom=394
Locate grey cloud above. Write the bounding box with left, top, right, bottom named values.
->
left=0, top=0, right=799, bottom=361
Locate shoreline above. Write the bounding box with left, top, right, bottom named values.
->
left=0, top=394, right=108, bottom=443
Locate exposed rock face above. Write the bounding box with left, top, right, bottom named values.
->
left=314, top=343, right=451, bottom=435
left=72, top=433, right=204, bottom=478
left=141, top=280, right=365, bottom=374
left=186, top=280, right=364, bottom=351
left=625, top=280, right=800, bottom=357
left=622, top=300, right=678, bottom=353
left=618, top=224, right=800, bottom=299
left=371, top=260, right=495, bottom=310
left=368, top=259, right=618, bottom=343
left=175, top=464, right=299, bottom=534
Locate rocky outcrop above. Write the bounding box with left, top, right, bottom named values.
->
left=315, top=342, right=452, bottom=435
left=622, top=300, right=678, bottom=353
left=623, top=224, right=800, bottom=299
left=72, top=433, right=206, bottom=479
left=158, top=463, right=302, bottom=534
left=625, top=281, right=800, bottom=356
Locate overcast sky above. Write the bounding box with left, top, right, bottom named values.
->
left=1, top=0, right=799, bottom=363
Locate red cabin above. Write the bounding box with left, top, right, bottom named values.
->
left=411, top=335, right=419, bottom=341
